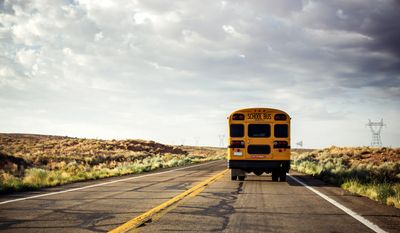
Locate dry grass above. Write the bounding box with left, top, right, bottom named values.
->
left=0, top=133, right=226, bottom=193
left=291, top=146, right=400, bottom=208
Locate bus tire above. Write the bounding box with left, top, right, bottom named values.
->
left=271, top=171, right=279, bottom=181
left=238, top=176, right=245, bottom=181
left=279, top=172, right=287, bottom=182
left=231, top=176, right=237, bottom=181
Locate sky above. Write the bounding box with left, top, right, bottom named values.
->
left=0, top=0, right=399, bottom=148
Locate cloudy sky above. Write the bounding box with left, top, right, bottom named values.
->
left=1, top=0, right=399, bottom=148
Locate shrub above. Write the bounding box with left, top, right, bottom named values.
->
left=23, top=168, right=49, bottom=188
left=376, top=183, right=395, bottom=203
left=0, top=172, right=23, bottom=192
left=292, top=147, right=400, bottom=208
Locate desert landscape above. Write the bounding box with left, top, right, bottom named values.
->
left=1, top=133, right=399, bottom=209
left=0, top=133, right=225, bottom=193
left=292, top=147, right=400, bottom=208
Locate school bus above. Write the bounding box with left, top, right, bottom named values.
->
left=227, top=108, right=290, bottom=181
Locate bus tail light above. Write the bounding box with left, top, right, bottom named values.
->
left=273, top=140, right=290, bottom=149
left=274, top=114, right=287, bottom=121
left=232, top=113, right=245, bottom=120
left=229, top=140, right=245, bottom=148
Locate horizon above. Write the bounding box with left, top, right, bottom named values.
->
left=0, top=131, right=396, bottom=150
left=1, top=0, right=399, bottom=148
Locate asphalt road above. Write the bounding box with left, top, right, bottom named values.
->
left=1, top=160, right=399, bottom=233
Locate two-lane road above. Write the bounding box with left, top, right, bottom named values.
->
left=1, top=160, right=399, bottom=232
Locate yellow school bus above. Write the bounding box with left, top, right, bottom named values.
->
left=227, top=108, right=291, bottom=181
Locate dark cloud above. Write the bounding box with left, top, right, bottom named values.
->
left=297, top=0, right=400, bottom=75
left=357, top=1, right=400, bottom=57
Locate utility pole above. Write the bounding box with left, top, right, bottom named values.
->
left=366, top=119, right=386, bottom=147
left=218, top=134, right=225, bottom=147
left=194, top=137, right=199, bottom=146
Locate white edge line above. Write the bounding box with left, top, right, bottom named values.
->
left=0, top=160, right=222, bottom=205
left=288, top=174, right=387, bottom=233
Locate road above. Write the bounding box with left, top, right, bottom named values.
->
left=0, top=160, right=399, bottom=233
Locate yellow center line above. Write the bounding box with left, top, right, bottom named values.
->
left=109, top=169, right=228, bottom=233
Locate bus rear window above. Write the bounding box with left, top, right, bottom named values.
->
left=274, top=124, right=288, bottom=138
left=230, top=124, right=244, bottom=137
left=248, top=124, right=270, bottom=137
left=248, top=145, right=271, bottom=154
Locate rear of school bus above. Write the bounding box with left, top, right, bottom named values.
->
left=227, top=108, right=291, bottom=181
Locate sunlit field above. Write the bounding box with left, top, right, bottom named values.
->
left=0, top=133, right=226, bottom=193
left=292, top=147, right=400, bottom=208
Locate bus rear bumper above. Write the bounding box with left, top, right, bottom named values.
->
left=228, top=160, right=290, bottom=173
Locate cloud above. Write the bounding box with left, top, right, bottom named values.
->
left=0, top=0, right=399, bottom=147
left=295, top=0, right=400, bottom=73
